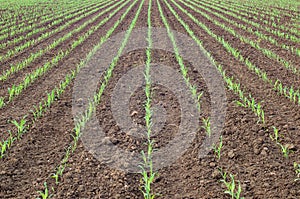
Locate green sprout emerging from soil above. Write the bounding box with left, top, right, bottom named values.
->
left=11, top=115, right=28, bottom=140
left=270, top=126, right=280, bottom=143
left=219, top=169, right=244, bottom=199
left=213, top=135, right=223, bottom=159
left=269, top=126, right=291, bottom=158
left=278, top=144, right=290, bottom=158
left=37, top=182, right=52, bottom=199
left=202, top=117, right=211, bottom=137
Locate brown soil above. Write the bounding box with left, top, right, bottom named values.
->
left=0, top=0, right=299, bottom=199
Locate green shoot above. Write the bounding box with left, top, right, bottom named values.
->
left=37, top=182, right=51, bottom=199
left=11, top=115, right=28, bottom=139
left=213, top=135, right=223, bottom=159
left=219, top=169, right=244, bottom=199
left=202, top=117, right=211, bottom=137
left=0, top=97, right=4, bottom=108
left=0, top=140, right=8, bottom=158
left=270, top=126, right=280, bottom=143
left=0, top=131, right=16, bottom=158
left=278, top=143, right=290, bottom=158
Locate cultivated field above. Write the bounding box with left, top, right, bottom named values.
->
left=0, top=0, right=299, bottom=198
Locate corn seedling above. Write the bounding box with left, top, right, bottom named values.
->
left=45, top=90, right=56, bottom=108
left=0, top=131, right=16, bottom=158
left=0, top=97, right=4, bottom=108
left=37, top=182, right=52, bottom=199
left=202, top=117, right=211, bottom=137
left=0, top=140, right=8, bottom=158
left=140, top=148, right=157, bottom=199
left=11, top=116, right=28, bottom=140
left=278, top=143, right=290, bottom=158
left=268, top=126, right=291, bottom=158
left=270, top=126, right=280, bottom=143
left=51, top=172, right=59, bottom=185
left=213, top=135, right=223, bottom=159
left=51, top=146, right=71, bottom=185
left=219, top=169, right=244, bottom=199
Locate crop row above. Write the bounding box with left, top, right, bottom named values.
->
left=164, top=0, right=298, bottom=187
left=0, top=0, right=85, bottom=43
left=140, top=0, right=157, bottom=198
left=0, top=0, right=120, bottom=82
left=0, top=1, right=96, bottom=49
left=174, top=0, right=300, bottom=106
left=0, top=0, right=131, bottom=158
left=0, top=0, right=130, bottom=107
left=36, top=0, right=143, bottom=197
left=189, top=0, right=300, bottom=57
left=196, top=0, right=299, bottom=44
left=207, top=0, right=299, bottom=36
left=214, top=0, right=299, bottom=18
left=182, top=0, right=298, bottom=75
left=0, top=0, right=113, bottom=62
left=193, top=0, right=300, bottom=57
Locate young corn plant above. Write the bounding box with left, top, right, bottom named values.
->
left=269, top=127, right=291, bottom=158
left=0, top=140, right=8, bottom=158
left=37, top=182, right=52, bottom=199
left=51, top=172, right=59, bottom=185
left=278, top=143, right=290, bottom=158
left=11, top=115, right=28, bottom=140
left=6, top=131, right=16, bottom=149
left=213, top=135, right=223, bottom=159
left=202, top=117, right=211, bottom=137
left=236, top=97, right=265, bottom=124
left=0, top=97, right=4, bottom=108
left=270, top=126, right=280, bottom=143
left=219, top=170, right=244, bottom=199
left=52, top=146, right=71, bottom=185
left=8, top=85, right=16, bottom=101
left=33, top=102, right=44, bottom=119
left=46, top=90, right=56, bottom=108
left=140, top=148, right=156, bottom=199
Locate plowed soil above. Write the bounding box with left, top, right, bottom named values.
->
left=0, top=0, right=299, bottom=198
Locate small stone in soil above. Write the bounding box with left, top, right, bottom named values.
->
left=228, top=150, right=235, bottom=158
